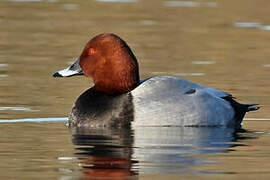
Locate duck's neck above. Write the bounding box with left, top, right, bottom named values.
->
left=93, top=79, right=139, bottom=95
left=93, top=70, right=140, bottom=95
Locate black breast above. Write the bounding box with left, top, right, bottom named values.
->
left=69, top=88, right=134, bottom=128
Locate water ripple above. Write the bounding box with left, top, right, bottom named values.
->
left=234, top=22, right=261, bottom=28
left=244, top=118, right=270, bottom=121
left=0, top=74, right=8, bottom=78
left=0, top=117, right=268, bottom=124
left=192, top=61, right=215, bottom=65
left=141, top=20, right=157, bottom=26
left=259, top=26, right=270, bottom=31
left=4, top=0, right=58, bottom=2
left=263, top=64, right=270, bottom=68
left=95, top=0, right=137, bottom=3
left=4, top=0, right=43, bottom=2
left=234, top=22, right=270, bottom=31
left=164, top=1, right=217, bottom=7
left=0, top=106, right=38, bottom=111
left=61, top=4, right=79, bottom=10
left=0, top=63, right=8, bottom=68
left=0, top=117, right=68, bottom=123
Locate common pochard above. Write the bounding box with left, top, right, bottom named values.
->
left=53, top=33, right=259, bottom=129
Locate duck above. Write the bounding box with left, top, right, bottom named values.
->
left=53, top=33, right=259, bottom=129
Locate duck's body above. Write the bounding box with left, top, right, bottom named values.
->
left=69, top=75, right=257, bottom=128
left=53, top=33, right=259, bottom=129
left=132, top=76, right=235, bottom=127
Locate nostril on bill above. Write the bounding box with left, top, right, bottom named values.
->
left=53, top=72, right=62, bottom=77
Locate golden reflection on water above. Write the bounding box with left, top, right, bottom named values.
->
left=0, top=0, right=270, bottom=179
left=1, top=0, right=269, bottom=119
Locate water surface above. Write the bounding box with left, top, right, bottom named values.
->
left=1, top=0, right=270, bottom=179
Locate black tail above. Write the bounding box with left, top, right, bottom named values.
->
left=222, top=96, right=260, bottom=129
left=245, top=104, right=260, bottom=112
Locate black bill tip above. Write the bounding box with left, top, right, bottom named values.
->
left=53, top=72, right=62, bottom=77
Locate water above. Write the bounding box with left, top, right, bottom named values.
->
left=1, top=0, right=270, bottom=179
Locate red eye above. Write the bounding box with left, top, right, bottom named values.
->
left=88, top=48, right=95, bottom=55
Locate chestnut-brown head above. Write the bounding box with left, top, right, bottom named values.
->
left=53, top=33, right=140, bottom=95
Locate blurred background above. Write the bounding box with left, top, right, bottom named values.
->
left=1, top=0, right=269, bottom=119
left=1, top=0, right=270, bottom=179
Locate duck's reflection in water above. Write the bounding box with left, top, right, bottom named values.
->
left=71, top=127, right=136, bottom=179
left=70, top=126, right=242, bottom=179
